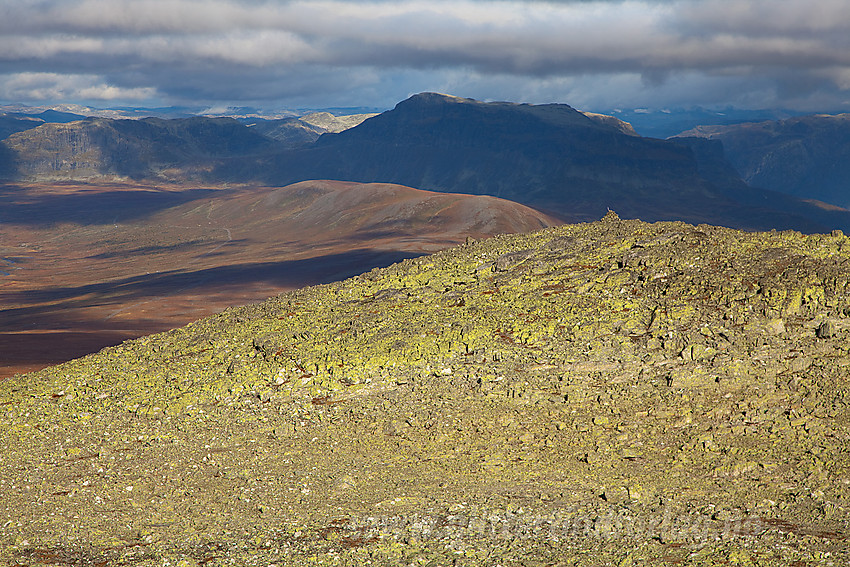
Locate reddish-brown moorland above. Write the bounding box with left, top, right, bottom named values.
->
left=0, top=180, right=560, bottom=377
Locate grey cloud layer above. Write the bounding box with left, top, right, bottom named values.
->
left=1, top=0, right=849, bottom=109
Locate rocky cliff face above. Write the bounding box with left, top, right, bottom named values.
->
left=2, top=214, right=848, bottom=565
left=3, top=116, right=276, bottom=180
left=677, top=113, right=850, bottom=208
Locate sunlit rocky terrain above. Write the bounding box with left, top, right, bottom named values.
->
left=1, top=213, right=847, bottom=565
left=2, top=93, right=850, bottom=565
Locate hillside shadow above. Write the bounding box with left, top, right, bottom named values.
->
left=0, top=330, right=136, bottom=375
left=0, top=249, right=422, bottom=330
left=85, top=239, right=238, bottom=259
left=0, top=144, right=20, bottom=180
left=0, top=185, right=220, bottom=226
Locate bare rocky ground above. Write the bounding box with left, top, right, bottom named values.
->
left=1, top=212, right=848, bottom=566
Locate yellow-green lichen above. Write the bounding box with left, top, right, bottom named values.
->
left=1, top=216, right=849, bottom=566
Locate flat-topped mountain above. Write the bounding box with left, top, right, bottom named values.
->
left=255, top=93, right=850, bottom=232
left=262, top=93, right=719, bottom=214
left=2, top=214, right=848, bottom=565
left=677, top=113, right=850, bottom=208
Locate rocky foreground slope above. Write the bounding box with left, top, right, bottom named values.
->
left=1, top=213, right=849, bottom=566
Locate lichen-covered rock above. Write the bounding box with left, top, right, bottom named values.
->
left=1, top=215, right=849, bottom=566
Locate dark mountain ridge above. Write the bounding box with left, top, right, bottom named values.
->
left=264, top=93, right=705, bottom=205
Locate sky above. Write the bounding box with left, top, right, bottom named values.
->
left=2, top=0, right=850, bottom=113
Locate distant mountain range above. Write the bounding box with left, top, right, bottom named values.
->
left=242, top=93, right=848, bottom=231
left=607, top=107, right=807, bottom=139
left=0, top=102, right=384, bottom=121
left=676, top=114, right=850, bottom=209
left=0, top=101, right=803, bottom=137
left=3, top=93, right=850, bottom=233
left=0, top=112, right=377, bottom=180
left=244, top=112, right=378, bottom=148
left=2, top=116, right=276, bottom=181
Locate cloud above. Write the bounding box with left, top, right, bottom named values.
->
left=0, top=72, right=159, bottom=103
left=1, top=0, right=849, bottom=110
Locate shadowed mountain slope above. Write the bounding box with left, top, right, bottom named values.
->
left=0, top=110, right=89, bottom=142
left=0, top=180, right=558, bottom=377
left=2, top=213, right=848, bottom=565
left=677, top=114, right=850, bottom=208
left=0, top=115, right=45, bottom=140
left=669, top=135, right=850, bottom=232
